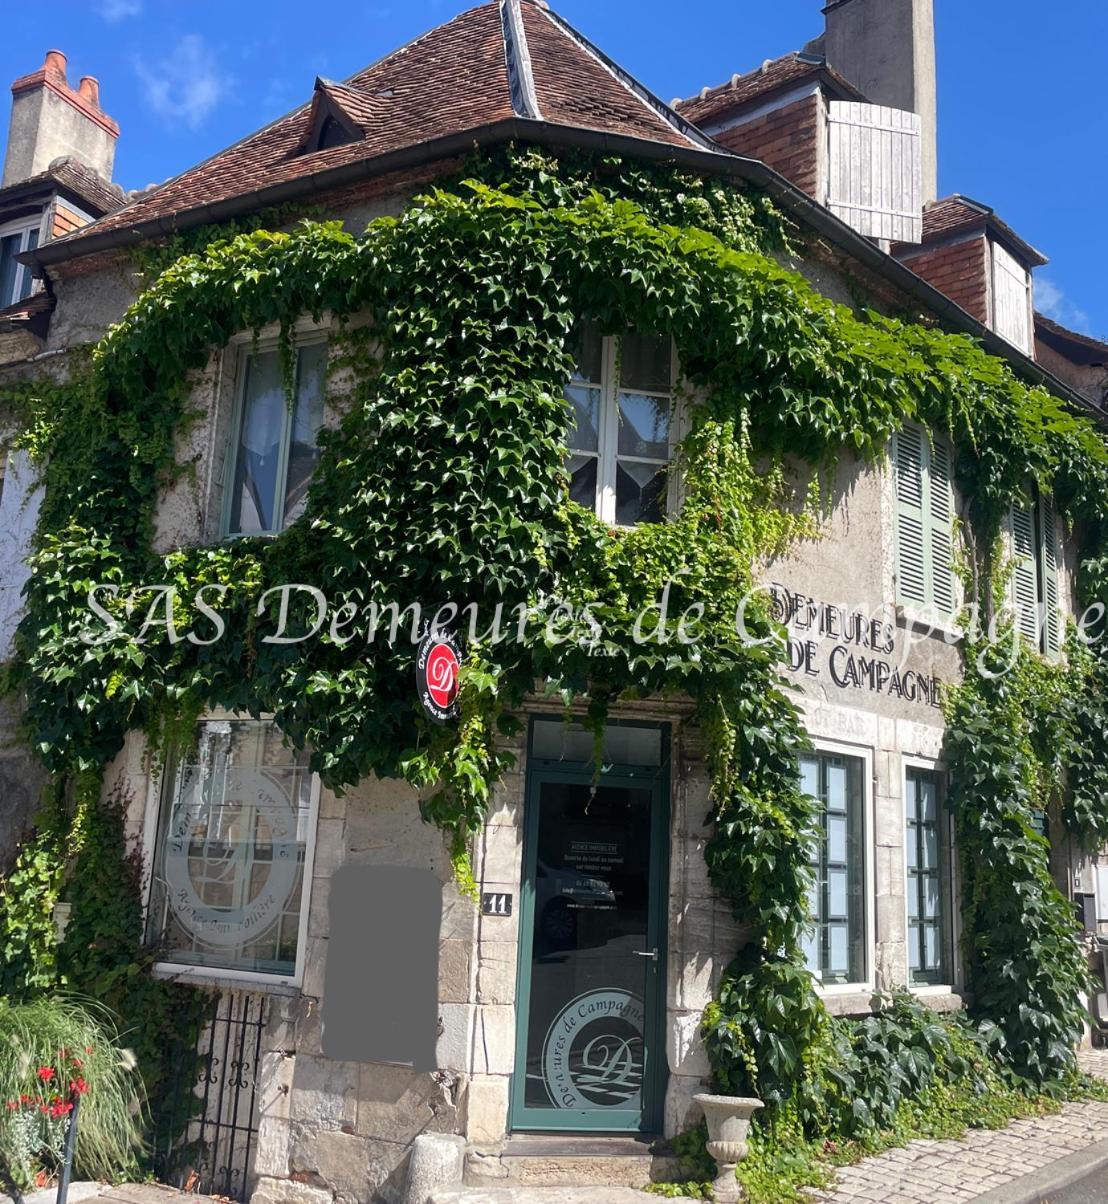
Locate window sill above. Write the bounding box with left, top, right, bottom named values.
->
left=816, top=987, right=878, bottom=1017
left=908, top=984, right=966, bottom=1012
left=895, top=604, right=963, bottom=644
left=152, top=962, right=302, bottom=996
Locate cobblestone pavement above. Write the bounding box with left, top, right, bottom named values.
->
left=810, top=1050, right=1108, bottom=1203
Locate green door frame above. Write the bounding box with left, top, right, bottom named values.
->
left=509, top=720, right=671, bottom=1134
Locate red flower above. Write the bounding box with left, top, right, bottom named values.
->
left=84, top=1047, right=93, bottom=1055
left=70, top=1056, right=83, bottom=1068
left=48, top=1100, right=73, bottom=1119
left=5, top=1100, right=17, bottom=1110
left=36, top=1066, right=55, bottom=1082
left=70, top=1079, right=89, bottom=1096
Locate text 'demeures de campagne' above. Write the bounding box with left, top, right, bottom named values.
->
left=770, top=583, right=943, bottom=709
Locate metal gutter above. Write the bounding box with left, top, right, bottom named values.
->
left=24, top=117, right=1098, bottom=419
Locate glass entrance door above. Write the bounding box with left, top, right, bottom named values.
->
left=510, top=721, right=668, bottom=1133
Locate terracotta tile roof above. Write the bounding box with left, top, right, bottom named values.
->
left=906, top=195, right=1048, bottom=268
left=44, top=1, right=714, bottom=260
left=0, top=289, right=55, bottom=337
left=522, top=4, right=699, bottom=149
left=1036, top=313, right=1108, bottom=365
left=0, top=156, right=123, bottom=218
left=675, top=52, right=863, bottom=128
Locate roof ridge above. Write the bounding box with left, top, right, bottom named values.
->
left=534, top=3, right=720, bottom=153
left=501, top=0, right=542, bottom=120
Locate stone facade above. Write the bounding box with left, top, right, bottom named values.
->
left=1, top=148, right=1095, bottom=1204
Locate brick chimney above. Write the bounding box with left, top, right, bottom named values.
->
left=3, top=49, right=119, bottom=187
left=822, top=0, right=938, bottom=204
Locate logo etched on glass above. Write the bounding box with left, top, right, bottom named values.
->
left=541, top=989, right=645, bottom=1109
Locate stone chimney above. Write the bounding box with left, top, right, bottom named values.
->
left=3, top=49, right=119, bottom=187
left=822, top=0, right=938, bottom=204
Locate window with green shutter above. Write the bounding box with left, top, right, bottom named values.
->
left=1007, top=491, right=1061, bottom=657
left=1039, top=496, right=1062, bottom=658
left=893, top=425, right=955, bottom=615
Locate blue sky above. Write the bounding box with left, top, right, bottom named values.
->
left=4, top=2, right=1105, bottom=338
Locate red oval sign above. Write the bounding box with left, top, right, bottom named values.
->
left=425, top=643, right=460, bottom=710
left=416, top=629, right=463, bottom=722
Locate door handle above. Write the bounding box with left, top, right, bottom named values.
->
left=634, top=948, right=659, bottom=962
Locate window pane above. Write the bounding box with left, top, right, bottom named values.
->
left=566, top=384, right=601, bottom=453
left=618, top=394, right=670, bottom=459
left=0, top=234, right=20, bottom=307
left=530, top=719, right=662, bottom=767
left=570, top=324, right=603, bottom=384
left=908, top=923, right=921, bottom=972
left=907, top=879, right=919, bottom=919
left=828, top=868, right=847, bottom=918
left=620, top=333, right=671, bottom=393
left=799, top=756, right=819, bottom=801
left=146, top=719, right=314, bottom=977
left=17, top=228, right=38, bottom=302
left=283, top=343, right=326, bottom=526
left=923, top=874, right=940, bottom=919
left=916, top=776, right=937, bottom=822
left=228, top=351, right=285, bottom=534
left=828, top=815, right=847, bottom=864
left=567, top=454, right=598, bottom=509
left=616, top=460, right=666, bottom=525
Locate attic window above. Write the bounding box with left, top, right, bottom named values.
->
left=316, top=114, right=357, bottom=151
left=295, top=78, right=367, bottom=156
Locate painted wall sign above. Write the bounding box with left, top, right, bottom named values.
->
left=770, top=583, right=944, bottom=709
left=415, top=628, right=462, bottom=722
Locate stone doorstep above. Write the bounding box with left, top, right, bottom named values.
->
left=464, top=1135, right=681, bottom=1189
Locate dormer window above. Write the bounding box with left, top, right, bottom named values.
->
left=0, top=217, right=40, bottom=308
left=316, top=114, right=356, bottom=151
left=295, top=77, right=372, bottom=156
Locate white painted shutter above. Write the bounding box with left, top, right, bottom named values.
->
left=992, top=242, right=1032, bottom=354
left=1039, top=495, right=1061, bottom=657
left=1008, top=502, right=1039, bottom=645
left=894, top=426, right=928, bottom=607
left=827, top=102, right=923, bottom=244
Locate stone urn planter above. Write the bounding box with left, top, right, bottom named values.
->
left=694, top=1094, right=765, bottom=1203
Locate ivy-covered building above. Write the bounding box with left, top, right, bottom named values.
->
left=2, top=2, right=1108, bottom=1202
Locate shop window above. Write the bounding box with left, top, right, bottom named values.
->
left=1008, top=491, right=1061, bottom=657
left=565, top=326, right=675, bottom=526
left=801, top=750, right=867, bottom=986
left=223, top=340, right=326, bottom=536
left=146, top=719, right=318, bottom=983
left=0, top=218, right=40, bottom=308
left=893, top=424, right=955, bottom=616
left=905, top=767, right=952, bottom=986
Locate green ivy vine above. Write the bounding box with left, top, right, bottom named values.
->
left=3, top=146, right=1108, bottom=1176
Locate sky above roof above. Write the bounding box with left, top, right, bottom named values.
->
left=3, top=1, right=1105, bottom=339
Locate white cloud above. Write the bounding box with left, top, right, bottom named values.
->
left=97, top=0, right=142, bottom=21
left=1036, top=277, right=1092, bottom=336
left=134, top=35, right=229, bottom=132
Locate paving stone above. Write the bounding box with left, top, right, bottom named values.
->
left=810, top=1052, right=1108, bottom=1203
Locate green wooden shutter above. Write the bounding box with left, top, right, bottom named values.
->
left=1039, top=495, right=1061, bottom=657
left=929, top=438, right=955, bottom=615
left=894, top=426, right=928, bottom=606
left=1009, top=501, right=1039, bottom=644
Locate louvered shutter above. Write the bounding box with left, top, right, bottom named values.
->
left=992, top=243, right=1032, bottom=354
left=1008, top=502, right=1039, bottom=644
left=929, top=439, right=955, bottom=615
left=1039, top=495, right=1061, bottom=657
left=894, top=426, right=927, bottom=606
left=827, top=102, right=923, bottom=244
left=894, top=426, right=955, bottom=615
